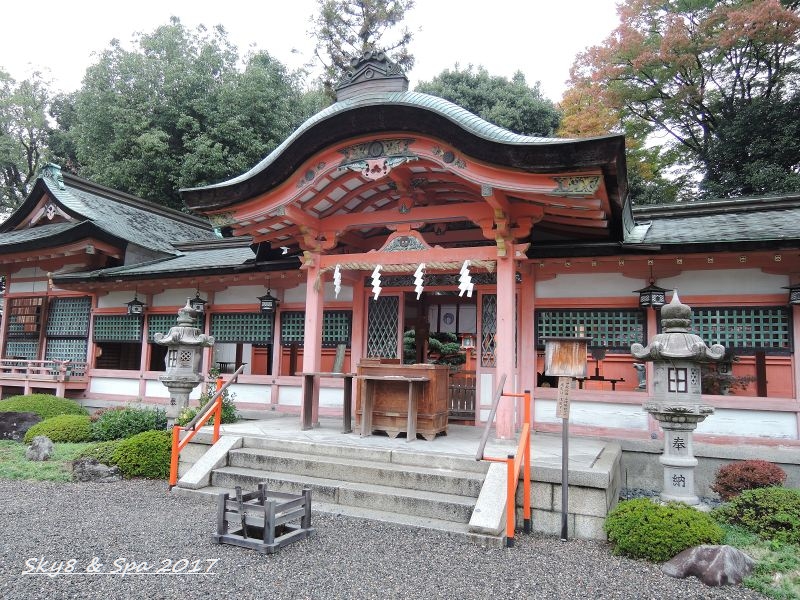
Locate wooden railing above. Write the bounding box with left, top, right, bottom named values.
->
left=168, top=365, right=244, bottom=488
left=476, top=374, right=532, bottom=548
left=0, top=358, right=87, bottom=379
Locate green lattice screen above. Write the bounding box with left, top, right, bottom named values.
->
left=481, top=294, right=497, bottom=367
left=45, top=339, right=88, bottom=373
left=280, top=311, right=352, bottom=347
left=147, top=314, right=180, bottom=343
left=5, top=340, right=39, bottom=359
left=93, top=315, right=144, bottom=342
left=688, top=306, right=791, bottom=353
left=46, top=297, right=91, bottom=336
left=536, top=309, right=646, bottom=350
left=210, top=313, right=273, bottom=343
left=367, top=296, right=399, bottom=358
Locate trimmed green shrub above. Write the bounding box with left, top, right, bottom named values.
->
left=92, top=407, right=167, bottom=441
left=714, top=487, right=800, bottom=546
left=711, top=459, right=787, bottom=501
left=23, top=415, right=93, bottom=444
left=175, top=392, right=238, bottom=427
left=112, top=430, right=172, bottom=479
left=0, top=394, right=87, bottom=419
left=77, top=440, right=122, bottom=465
left=605, top=498, right=724, bottom=562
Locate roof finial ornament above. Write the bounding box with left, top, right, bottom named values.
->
left=41, top=163, right=65, bottom=190
left=335, top=50, right=408, bottom=101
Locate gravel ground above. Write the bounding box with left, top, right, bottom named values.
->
left=0, top=479, right=765, bottom=600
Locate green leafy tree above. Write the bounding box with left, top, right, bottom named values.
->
left=0, top=70, right=52, bottom=212
left=71, top=18, right=313, bottom=210
left=310, top=0, right=415, bottom=96
left=563, top=0, right=800, bottom=200
left=415, top=66, right=560, bottom=136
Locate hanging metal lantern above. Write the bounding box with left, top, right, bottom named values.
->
left=258, top=289, right=279, bottom=314
left=189, top=291, right=208, bottom=313
left=634, top=282, right=668, bottom=309
left=784, top=283, right=800, bottom=305
left=126, top=293, right=145, bottom=315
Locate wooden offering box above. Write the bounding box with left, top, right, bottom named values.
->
left=356, top=361, right=449, bottom=440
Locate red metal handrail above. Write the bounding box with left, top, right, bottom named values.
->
left=476, top=377, right=532, bottom=547
left=168, top=365, right=244, bottom=488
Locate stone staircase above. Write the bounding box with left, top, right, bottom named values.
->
left=172, top=434, right=503, bottom=546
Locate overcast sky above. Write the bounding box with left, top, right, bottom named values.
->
left=1, top=0, right=621, bottom=101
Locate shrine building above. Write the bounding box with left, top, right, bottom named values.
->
left=0, top=52, right=798, bottom=444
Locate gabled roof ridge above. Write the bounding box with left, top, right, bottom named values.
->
left=633, top=193, right=800, bottom=218
left=172, top=236, right=254, bottom=251
left=61, top=172, right=211, bottom=229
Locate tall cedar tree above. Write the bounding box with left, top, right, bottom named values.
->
left=0, top=70, right=51, bottom=213
left=415, top=66, right=560, bottom=137
left=560, top=0, right=800, bottom=201
left=311, top=0, right=415, bottom=97
left=71, top=18, right=315, bottom=210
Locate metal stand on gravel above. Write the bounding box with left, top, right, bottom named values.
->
left=213, top=483, right=314, bottom=554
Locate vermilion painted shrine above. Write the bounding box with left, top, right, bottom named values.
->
left=0, top=52, right=798, bottom=443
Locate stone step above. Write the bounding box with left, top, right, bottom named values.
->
left=172, top=485, right=503, bottom=547
left=227, top=447, right=484, bottom=497
left=240, top=436, right=489, bottom=474
left=210, top=465, right=476, bottom=523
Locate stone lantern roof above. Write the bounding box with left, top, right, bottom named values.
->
left=631, top=292, right=725, bottom=362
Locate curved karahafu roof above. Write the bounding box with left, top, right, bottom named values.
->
left=182, top=52, right=627, bottom=255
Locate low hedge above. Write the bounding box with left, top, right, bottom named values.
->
left=0, top=394, right=87, bottom=420
left=714, top=487, right=800, bottom=546
left=111, top=430, right=172, bottom=479
left=77, top=440, right=123, bottom=465
left=23, top=415, right=93, bottom=444
left=711, top=459, right=787, bottom=501
left=91, top=407, right=167, bottom=441
left=605, top=498, right=724, bottom=562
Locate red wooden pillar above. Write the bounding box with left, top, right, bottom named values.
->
left=495, top=245, right=516, bottom=439
left=301, top=254, right=324, bottom=426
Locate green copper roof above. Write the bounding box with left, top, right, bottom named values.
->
left=183, top=90, right=574, bottom=194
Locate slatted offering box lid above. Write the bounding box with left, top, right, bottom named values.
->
left=543, top=337, right=591, bottom=378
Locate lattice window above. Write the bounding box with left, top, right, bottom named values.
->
left=535, top=309, right=646, bottom=350
left=367, top=296, right=399, bottom=358
left=45, top=339, right=88, bottom=374
left=46, top=297, right=91, bottom=337
left=7, top=297, right=43, bottom=338
left=688, top=306, right=791, bottom=354
left=93, top=315, right=144, bottom=342
left=147, top=314, right=180, bottom=343
left=481, top=294, right=497, bottom=368
left=5, top=340, right=39, bottom=360
left=210, top=313, right=273, bottom=343
left=279, top=311, right=352, bottom=348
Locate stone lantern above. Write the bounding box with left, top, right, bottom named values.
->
left=631, top=292, right=725, bottom=505
left=154, top=299, right=215, bottom=410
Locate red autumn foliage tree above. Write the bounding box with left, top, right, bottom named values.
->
left=560, top=0, right=800, bottom=201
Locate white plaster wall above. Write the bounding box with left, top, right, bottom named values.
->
left=279, top=385, right=302, bottom=406
left=228, top=383, right=270, bottom=405
left=213, top=285, right=265, bottom=305
left=13, top=267, right=37, bottom=278
left=152, top=288, right=197, bottom=307
left=536, top=273, right=639, bottom=298
left=97, top=291, right=138, bottom=309
left=144, top=379, right=201, bottom=400
left=320, top=387, right=344, bottom=408
left=281, top=282, right=352, bottom=304
left=8, top=279, right=48, bottom=294
left=89, top=377, right=140, bottom=396
left=535, top=399, right=650, bottom=430
left=658, top=269, right=788, bottom=296
left=695, top=408, right=797, bottom=439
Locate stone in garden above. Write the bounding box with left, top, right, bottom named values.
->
left=72, top=457, right=122, bottom=483
left=25, top=435, right=54, bottom=461
left=662, top=544, right=755, bottom=586
left=0, top=411, right=41, bottom=441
